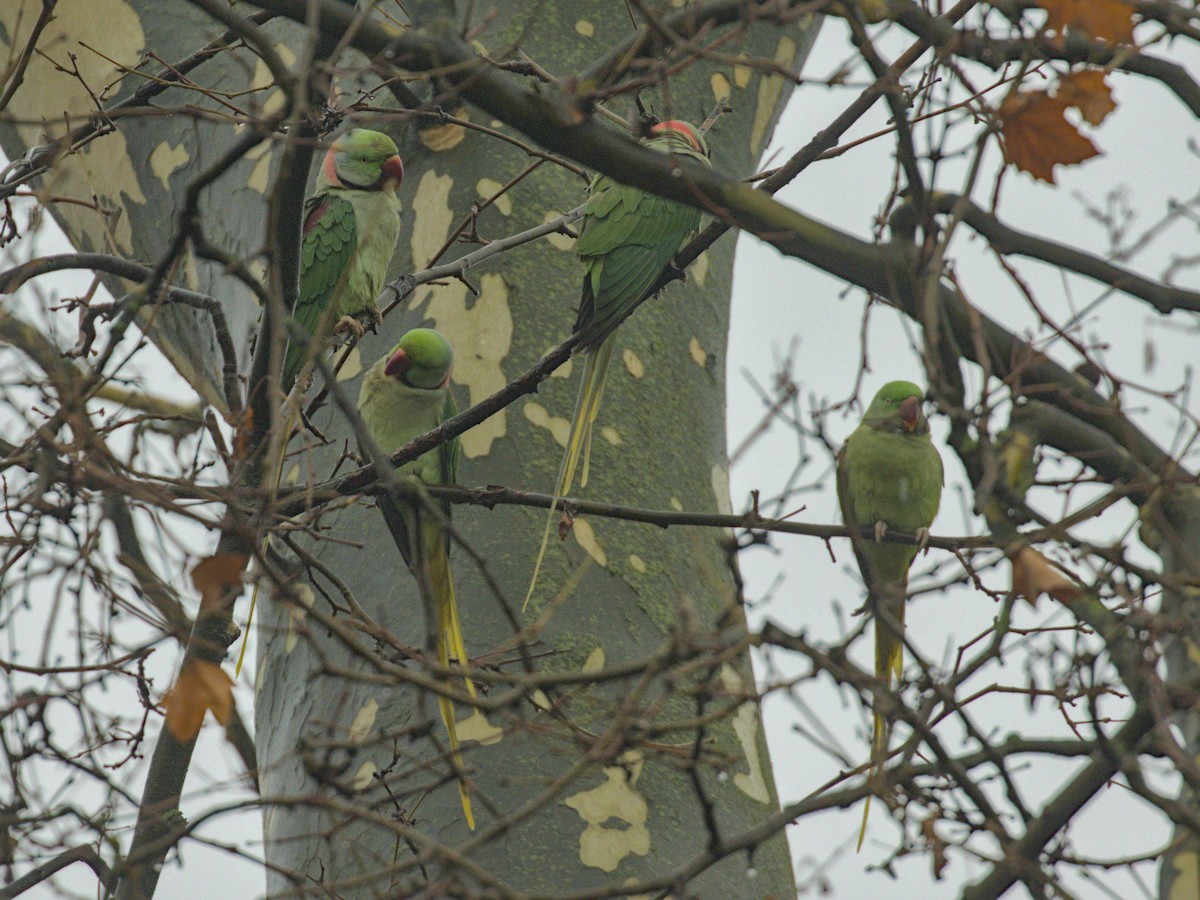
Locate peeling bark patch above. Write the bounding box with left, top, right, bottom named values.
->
left=689, top=337, right=708, bottom=367
left=543, top=211, right=577, bottom=251
left=244, top=46, right=296, bottom=194
left=573, top=519, right=608, bottom=567
left=411, top=170, right=456, bottom=269
left=419, top=109, right=468, bottom=151
left=476, top=178, right=512, bottom=215
left=524, top=400, right=571, bottom=448
left=1170, top=852, right=1200, bottom=899
left=348, top=699, right=378, bottom=744
left=628, top=554, right=646, bottom=574
left=284, top=584, right=316, bottom=654
left=564, top=753, right=649, bottom=872
left=733, top=56, right=752, bottom=88
left=1, top=0, right=147, bottom=253
left=711, top=464, right=734, bottom=516
left=711, top=73, right=731, bottom=103
left=411, top=175, right=511, bottom=456
left=751, top=36, right=798, bottom=157
left=246, top=141, right=272, bottom=195
left=352, top=761, right=377, bottom=791
left=575, top=20, right=595, bottom=37
left=622, top=349, right=645, bottom=379
left=149, top=141, right=189, bottom=190
left=719, top=665, right=770, bottom=803
left=336, top=347, right=363, bottom=381
left=426, top=274, right=513, bottom=458
left=600, top=426, right=621, bottom=446
left=458, top=710, right=504, bottom=745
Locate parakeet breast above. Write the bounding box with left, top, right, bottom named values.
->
left=843, top=427, right=942, bottom=534
left=338, top=189, right=402, bottom=317
left=358, top=361, right=444, bottom=484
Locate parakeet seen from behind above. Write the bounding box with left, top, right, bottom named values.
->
left=524, top=120, right=712, bottom=611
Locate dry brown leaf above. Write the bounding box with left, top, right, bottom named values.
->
left=1038, top=0, right=1136, bottom=45
left=162, top=658, right=234, bottom=741
left=231, top=407, right=253, bottom=460
left=922, top=815, right=949, bottom=880
left=191, top=553, right=249, bottom=612
left=1057, top=70, right=1118, bottom=126
left=999, top=90, right=1101, bottom=183
left=1011, top=546, right=1082, bottom=606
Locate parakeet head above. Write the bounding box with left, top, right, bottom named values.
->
left=322, top=129, right=405, bottom=192
left=648, top=120, right=709, bottom=159
left=383, top=328, right=454, bottom=390
left=862, top=381, right=929, bottom=435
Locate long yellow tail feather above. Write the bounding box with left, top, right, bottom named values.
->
left=523, top=339, right=614, bottom=612
left=429, top=529, right=476, bottom=830
left=857, top=587, right=906, bottom=852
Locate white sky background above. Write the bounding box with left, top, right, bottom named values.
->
left=733, top=14, right=1200, bottom=900
left=3, top=10, right=1200, bottom=899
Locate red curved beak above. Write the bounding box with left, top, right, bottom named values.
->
left=384, top=347, right=410, bottom=379
left=381, top=154, right=404, bottom=188
left=900, top=395, right=920, bottom=431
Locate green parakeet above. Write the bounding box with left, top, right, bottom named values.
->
left=524, top=120, right=712, bottom=610
left=357, top=328, right=476, bottom=830
left=282, top=128, right=405, bottom=390
left=836, top=380, right=943, bottom=850
left=237, top=130, right=405, bottom=676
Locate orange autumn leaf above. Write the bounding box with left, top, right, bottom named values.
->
left=191, top=553, right=249, bottom=613
left=998, top=90, right=1100, bottom=183
left=231, top=407, right=253, bottom=460
left=1038, top=0, right=1136, bottom=45
left=1010, top=546, right=1083, bottom=606
left=922, top=815, right=949, bottom=880
left=1057, top=70, right=1118, bottom=126
left=162, top=658, right=234, bottom=741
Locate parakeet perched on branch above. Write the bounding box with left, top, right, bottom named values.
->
left=236, top=129, right=403, bottom=676
left=836, top=380, right=943, bottom=851
left=524, top=120, right=712, bottom=610
left=282, top=128, right=405, bottom=390
left=358, top=328, right=476, bottom=830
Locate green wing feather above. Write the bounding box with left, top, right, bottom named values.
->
left=282, top=193, right=358, bottom=389
left=575, top=178, right=703, bottom=350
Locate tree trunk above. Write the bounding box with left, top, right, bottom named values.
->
left=255, top=6, right=819, bottom=896
left=1156, top=488, right=1200, bottom=900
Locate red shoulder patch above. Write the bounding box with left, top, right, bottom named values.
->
left=303, top=196, right=332, bottom=237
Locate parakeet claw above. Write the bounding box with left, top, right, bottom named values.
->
left=916, top=527, right=931, bottom=554
left=334, top=315, right=366, bottom=340
left=873, top=521, right=888, bottom=543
